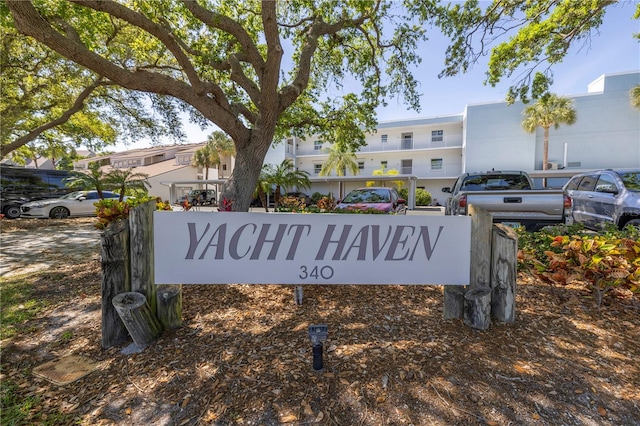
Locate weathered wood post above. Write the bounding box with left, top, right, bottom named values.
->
left=130, top=200, right=156, bottom=315
left=443, top=205, right=493, bottom=327
left=463, top=287, right=492, bottom=330
left=443, top=286, right=465, bottom=319
left=100, top=219, right=131, bottom=348
left=490, top=224, right=518, bottom=323
left=463, top=205, right=494, bottom=330
left=112, top=292, right=162, bottom=346
left=156, top=284, right=182, bottom=329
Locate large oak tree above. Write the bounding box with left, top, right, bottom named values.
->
left=5, top=0, right=637, bottom=210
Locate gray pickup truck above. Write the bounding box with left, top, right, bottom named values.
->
left=443, top=170, right=569, bottom=231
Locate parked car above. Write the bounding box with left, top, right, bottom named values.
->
left=563, top=168, right=640, bottom=230
left=20, top=190, right=125, bottom=219
left=0, top=165, right=74, bottom=219
left=179, top=189, right=216, bottom=206
left=284, top=191, right=312, bottom=205
left=336, top=187, right=407, bottom=214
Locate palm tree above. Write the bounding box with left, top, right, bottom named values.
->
left=319, top=143, right=359, bottom=198
left=207, top=131, right=236, bottom=178
left=104, top=168, right=150, bottom=202
left=630, top=85, right=640, bottom=110
left=253, top=164, right=273, bottom=212
left=192, top=143, right=219, bottom=198
left=522, top=94, right=577, bottom=172
left=65, top=161, right=110, bottom=198
left=267, top=159, right=311, bottom=207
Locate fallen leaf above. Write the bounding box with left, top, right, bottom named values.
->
left=302, top=402, right=313, bottom=416
left=280, top=414, right=297, bottom=423
left=598, top=406, right=607, bottom=416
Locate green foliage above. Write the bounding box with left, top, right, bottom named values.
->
left=94, top=199, right=131, bottom=230
left=94, top=195, right=170, bottom=229
left=517, top=224, right=640, bottom=307
left=398, top=188, right=432, bottom=206
left=0, top=13, right=182, bottom=157
left=260, top=159, right=311, bottom=208
left=1, top=378, right=74, bottom=425
left=319, top=144, right=360, bottom=177
left=0, top=275, right=47, bottom=340
left=310, top=192, right=326, bottom=205
left=6, top=0, right=635, bottom=209
left=415, top=188, right=432, bottom=206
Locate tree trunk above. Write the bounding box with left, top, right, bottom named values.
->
left=491, top=224, right=518, bottom=323
left=129, top=200, right=156, bottom=316
left=112, top=292, right=162, bottom=346
left=100, top=219, right=131, bottom=348
left=222, top=131, right=274, bottom=212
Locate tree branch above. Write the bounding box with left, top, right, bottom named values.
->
left=1, top=78, right=104, bottom=157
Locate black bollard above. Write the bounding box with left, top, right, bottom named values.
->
left=312, top=343, right=324, bottom=371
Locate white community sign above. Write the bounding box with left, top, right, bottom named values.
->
left=154, top=212, right=471, bottom=285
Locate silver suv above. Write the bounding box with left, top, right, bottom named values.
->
left=563, top=169, right=640, bottom=230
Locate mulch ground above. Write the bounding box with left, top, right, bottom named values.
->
left=1, top=218, right=639, bottom=425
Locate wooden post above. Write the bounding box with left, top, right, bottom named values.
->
left=129, top=200, right=156, bottom=315
left=491, top=224, right=518, bottom=323
left=443, top=285, right=465, bottom=319
left=100, top=219, right=131, bottom=348
left=112, top=292, right=162, bottom=346
left=156, top=284, right=183, bottom=329
left=468, top=205, right=493, bottom=291
left=294, top=286, right=304, bottom=305
left=463, top=287, right=492, bottom=330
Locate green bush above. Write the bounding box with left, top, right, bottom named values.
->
left=415, top=188, right=432, bottom=206
left=398, top=188, right=432, bottom=206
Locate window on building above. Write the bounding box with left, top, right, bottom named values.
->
left=431, top=158, right=443, bottom=170
left=381, top=134, right=388, bottom=143
left=222, top=164, right=227, bottom=171
left=401, top=159, right=412, bottom=174
left=358, top=161, right=364, bottom=170
left=314, top=164, right=322, bottom=174
left=401, top=132, right=413, bottom=149
left=380, top=160, right=388, bottom=169
left=314, top=140, right=323, bottom=151
left=431, top=130, right=444, bottom=142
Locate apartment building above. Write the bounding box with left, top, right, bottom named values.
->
left=66, top=70, right=638, bottom=207
left=276, top=70, right=639, bottom=204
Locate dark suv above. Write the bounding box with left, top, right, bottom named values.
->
left=0, top=165, right=73, bottom=219
left=563, top=169, right=640, bottom=230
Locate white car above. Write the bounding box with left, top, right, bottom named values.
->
left=20, top=190, right=125, bottom=219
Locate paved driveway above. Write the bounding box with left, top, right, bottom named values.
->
left=0, top=222, right=101, bottom=277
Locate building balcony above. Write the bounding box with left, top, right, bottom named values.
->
left=295, top=134, right=463, bottom=156
left=305, top=164, right=462, bottom=180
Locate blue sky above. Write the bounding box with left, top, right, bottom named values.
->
left=115, top=2, right=639, bottom=151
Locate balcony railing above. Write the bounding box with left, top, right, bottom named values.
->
left=295, top=134, right=462, bottom=156
left=306, top=164, right=462, bottom=179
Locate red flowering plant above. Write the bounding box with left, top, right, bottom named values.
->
left=219, top=198, right=233, bottom=212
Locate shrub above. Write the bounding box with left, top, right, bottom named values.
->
left=415, top=188, right=432, bottom=206
left=517, top=224, right=640, bottom=306
left=397, top=188, right=432, bottom=206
